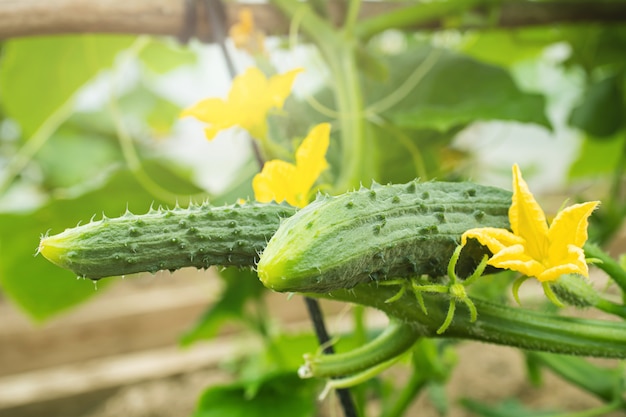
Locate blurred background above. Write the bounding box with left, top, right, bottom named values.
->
left=0, top=1, right=625, bottom=416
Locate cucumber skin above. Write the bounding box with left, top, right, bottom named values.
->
left=39, top=202, right=296, bottom=279
left=257, top=180, right=512, bottom=293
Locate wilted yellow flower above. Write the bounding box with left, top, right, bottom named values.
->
left=229, top=8, right=265, bottom=54
left=253, top=123, right=330, bottom=208
left=180, top=67, right=302, bottom=140
left=462, top=164, right=599, bottom=283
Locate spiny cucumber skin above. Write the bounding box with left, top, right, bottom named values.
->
left=257, top=180, right=512, bottom=293
left=39, top=202, right=296, bottom=279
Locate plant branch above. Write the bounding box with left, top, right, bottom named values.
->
left=3, top=1, right=626, bottom=40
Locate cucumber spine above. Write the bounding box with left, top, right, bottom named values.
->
left=39, top=202, right=296, bottom=279
left=257, top=180, right=512, bottom=293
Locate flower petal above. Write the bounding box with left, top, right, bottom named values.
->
left=462, top=227, right=523, bottom=255
left=548, top=201, right=599, bottom=264
left=180, top=98, right=230, bottom=122
left=267, top=68, right=303, bottom=109
left=180, top=98, right=237, bottom=140
left=509, top=163, right=549, bottom=260
left=543, top=244, right=589, bottom=281
left=229, top=67, right=267, bottom=107
left=537, top=260, right=588, bottom=282
left=252, top=160, right=299, bottom=206
left=488, top=244, right=546, bottom=278
left=295, top=123, right=330, bottom=192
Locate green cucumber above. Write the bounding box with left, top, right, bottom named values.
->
left=257, top=180, right=512, bottom=293
left=39, top=202, right=296, bottom=279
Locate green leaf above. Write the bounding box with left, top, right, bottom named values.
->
left=36, top=127, right=121, bottom=190
left=0, top=35, right=134, bottom=136
left=569, top=73, right=624, bottom=138
left=525, top=352, right=622, bottom=402
left=426, top=382, right=449, bottom=416
left=0, top=162, right=203, bottom=320
left=138, top=38, right=196, bottom=74
left=569, top=133, right=626, bottom=179
left=192, top=373, right=317, bottom=417
left=355, top=44, right=389, bottom=82
left=367, top=47, right=551, bottom=132
left=118, top=83, right=182, bottom=136
left=180, top=268, right=265, bottom=346
left=563, top=26, right=626, bottom=73
left=459, top=28, right=552, bottom=68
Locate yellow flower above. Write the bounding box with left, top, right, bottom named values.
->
left=462, top=164, right=599, bottom=283
left=229, top=8, right=266, bottom=54
left=252, top=123, right=330, bottom=208
left=180, top=67, right=302, bottom=140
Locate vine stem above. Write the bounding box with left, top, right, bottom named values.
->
left=313, top=285, right=626, bottom=359
left=585, top=243, right=626, bottom=293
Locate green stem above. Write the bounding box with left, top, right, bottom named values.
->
left=300, top=320, right=420, bottom=378
left=343, top=0, right=362, bottom=34
left=315, top=285, right=626, bottom=359
left=585, top=243, right=626, bottom=293
left=329, top=42, right=366, bottom=192
left=595, top=298, right=626, bottom=320
left=323, top=356, right=401, bottom=393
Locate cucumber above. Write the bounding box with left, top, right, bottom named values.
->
left=257, top=180, right=512, bottom=293
left=38, top=202, right=296, bottom=279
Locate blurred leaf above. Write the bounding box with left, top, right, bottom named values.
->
left=569, top=134, right=626, bottom=179
left=192, top=373, right=317, bottom=417
left=235, top=326, right=369, bottom=388
left=37, top=128, right=121, bottom=190
left=356, top=44, right=389, bottom=82
left=569, top=73, right=624, bottom=138
left=369, top=46, right=551, bottom=132
left=138, top=39, right=196, bottom=74
left=181, top=268, right=265, bottom=346
left=460, top=28, right=552, bottom=68
left=426, top=382, right=449, bottom=416
left=118, top=84, right=181, bottom=137
left=525, top=352, right=622, bottom=403
left=461, top=398, right=558, bottom=417
left=59, top=106, right=204, bottom=197
left=237, top=333, right=321, bottom=382
left=0, top=161, right=204, bottom=320
left=0, top=35, right=134, bottom=136
left=411, top=339, right=456, bottom=383
left=563, top=26, right=626, bottom=74
left=524, top=353, right=543, bottom=387
left=370, top=121, right=462, bottom=184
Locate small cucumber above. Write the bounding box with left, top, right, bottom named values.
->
left=257, top=180, right=512, bottom=293
left=39, top=202, right=296, bottom=279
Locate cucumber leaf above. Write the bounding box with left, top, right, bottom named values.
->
left=0, top=35, right=134, bottom=136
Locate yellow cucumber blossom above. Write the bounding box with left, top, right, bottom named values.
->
left=180, top=67, right=302, bottom=140
left=253, top=123, right=330, bottom=208
left=462, top=164, right=599, bottom=283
